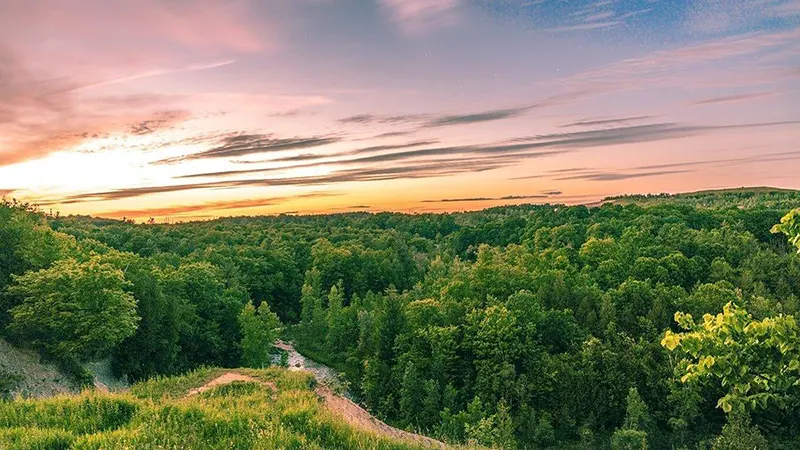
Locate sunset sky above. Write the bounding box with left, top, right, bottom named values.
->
left=1, top=0, right=799, bottom=221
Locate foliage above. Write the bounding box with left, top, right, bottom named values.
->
left=622, top=387, right=651, bottom=432
left=710, top=412, right=768, bottom=450
left=611, top=388, right=651, bottom=450
left=2, top=190, right=800, bottom=448
left=772, top=208, right=800, bottom=253
left=239, top=301, right=281, bottom=368
left=662, top=302, right=800, bottom=414
left=0, top=371, right=22, bottom=400
left=6, top=257, right=138, bottom=361
left=611, top=429, right=648, bottom=450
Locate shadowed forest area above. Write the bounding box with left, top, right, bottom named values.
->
left=1, top=189, right=799, bottom=449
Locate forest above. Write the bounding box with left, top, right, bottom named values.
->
left=1, top=189, right=799, bottom=449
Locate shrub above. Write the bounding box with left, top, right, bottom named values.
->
left=611, top=429, right=648, bottom=450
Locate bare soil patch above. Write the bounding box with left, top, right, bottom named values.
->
left=316, top=386, right=447, bottom=449
left=186, top=372, right=277, bottom=398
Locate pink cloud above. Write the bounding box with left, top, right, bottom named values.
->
left=1, top=1, right=267, bottom=58
left=543, top=27, right=800, bottom=102
left=0, top=1, right=273, bottom=167
left=380, top=0, right=461, bottom=34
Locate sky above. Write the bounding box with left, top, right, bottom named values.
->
left=0, top=0, right=798, bottom=221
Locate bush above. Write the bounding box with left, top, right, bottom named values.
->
left=611, top=429, right=648, bottom=450
left=0, top=371, right=22, bottom=400
left=0, top=427, right=74, bottom=450
left=711, top=413, right=768, bottom=450
left=0, top=394, right=138, bottom=434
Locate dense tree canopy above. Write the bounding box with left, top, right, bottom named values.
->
left=6, top=257, right=138, bottom=361
left=1, top=190, right=799, bottom=448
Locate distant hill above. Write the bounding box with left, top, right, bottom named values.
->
left=604, top=186, right=800, bottom=209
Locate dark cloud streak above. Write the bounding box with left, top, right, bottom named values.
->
left=692, top=91, right=775, bottom=106
left=559, top=115, right=655, bottom=128
left=177, top=120, right=800, bottom=181
left=100, top=192, right=340, bottom=218
left=338, top=105, right=532, bottom=129
left=556, top=170, right=689, bottom=181
left=422, top=194, right=549, bottom=203
left=153, top=133, right=342, bottom=164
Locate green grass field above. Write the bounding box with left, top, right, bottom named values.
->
left=0, top=367, right=435, bottom=450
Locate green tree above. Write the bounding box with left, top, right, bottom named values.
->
left=611, top=388, right=650, bottom=450
left=105, top=251, right=183, bottom=381
left=0, top=202, right=74, bottom=327
left=772, top=208, right=800, bottom=253
left=662, top=303, right=800, bottom=414
left=326, top=282, right=354, bottom=355
left=467, top=305, right=520, bottom=405
left=399, top=361, right=423, bottom=427
left=465, top=399, right=516, bottom=449
left=7, top=257, right=139, bottom=361
left=239, top=301, right=281, bottom=368
left=711, top=412, right=768, bottom=450
left=533, top=413, right=556, bottom=448
left=622, top=387, right=651, bottom=432
left=161, top=262, right=248, bottom=368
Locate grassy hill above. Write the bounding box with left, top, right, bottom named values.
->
left=0, top=367, right=451, bottom=450
left=604, top=186, right=800, bottom=209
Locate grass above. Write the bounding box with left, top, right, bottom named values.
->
left=0, top=367, right=436, bottom=450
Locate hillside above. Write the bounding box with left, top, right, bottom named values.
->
left=604, top=186, right=800, bottom=209
left=0, top=339, right=80, bottom=399
left=0, top=366, right=460, bottom=450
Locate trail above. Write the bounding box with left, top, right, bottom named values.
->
left=186, top=372, right=276, bottom=398
left=275, top=340, right=448, bottom=449
left=184, top=342, right=447, bottom=448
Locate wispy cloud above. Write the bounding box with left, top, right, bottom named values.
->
left=128, top=110, right=191, bottom=136
left=539, top=21, right=622, bottom=32
left=372, top=131, right=417, bottom=139
left=339, top=105, right=532, bottom=129
left=154, top=133, right=343, bottom=164
left=550, top=27, right=800, bottom=104
left=685, top=0, right=800, bottom=34
left=536, top=0, right=653, bottom=33
left=176, top=120, right=800, bottom=180
left=99, top=192, right=340, bottom=219
left=338, top=113, right=429, bottom=125
left=556, top=170, right=689, bottom=181
left=425, top=106, right=532, bottom=127
left=533, top=148, right=800, bottom=183
left=241, top=140, right=440, bottom=164
left=380, top=0, right=461, bottom=34
left=691, top=91, right=776, bottom=106
left=773, top=0, right=800, bottom=17
left=558, top=115, right=655, bottom=128
left=77, top=60, right=237, bottom=91
left=422, top=194, right=550, bottom=203
left=57, top=158, right=516, bottom=203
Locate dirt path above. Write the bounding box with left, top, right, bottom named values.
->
left=186, top=372, right=277, bottom=398
left=317, top=386, right=447, bottom=449
left=182, top=344, right=449, bottom=448
left=276, top=340, right=448, bottom=449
